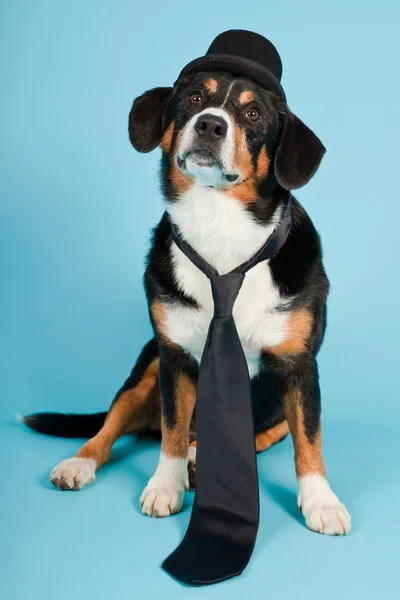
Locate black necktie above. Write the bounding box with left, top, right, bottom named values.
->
left=162, top=194, right=292, bottom=586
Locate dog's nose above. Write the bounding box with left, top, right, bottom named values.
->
left=195, top=114, right=228, bottom=141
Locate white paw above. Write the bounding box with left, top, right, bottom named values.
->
left=140, top=484, right=184, bottom=517
left=49, top=457, right=96, bottom=490
left=140, top=454, right=186, bottom=517
left=301, top=501, right=351, bottom=535
left=298, top=474, right=351, bottom=536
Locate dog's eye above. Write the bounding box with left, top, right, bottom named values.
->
left=246, top=108, right=260, bottom=121
left=189, top=93, right=202, bottom=105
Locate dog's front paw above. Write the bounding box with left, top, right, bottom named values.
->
left=49, top=457, right=96, bottom=490
left=140, top=455, right=187, bottom=517
left=140, top=483, right=184, bottom=517
left=301, top=500, right=351, bottom=535
left=298, top=474, right=351, bottom=536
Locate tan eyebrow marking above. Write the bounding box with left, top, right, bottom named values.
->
left=205, top=78, right=218, bottom=93
left=239, top=90, right=255, bottom=104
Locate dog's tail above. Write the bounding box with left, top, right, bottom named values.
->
left=20, top=411, right=107, bottom=438
left=21, top=337, right=160, bottom=439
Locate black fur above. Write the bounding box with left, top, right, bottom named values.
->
left=158, top=344, right=198, bottom=428
left=23, top=412, right=107, bottom=438
left=128, top=87, right=172, bottom=153
left=144, top=213, right=198, bottom=309
left=274, top=107, right=325, bottom=190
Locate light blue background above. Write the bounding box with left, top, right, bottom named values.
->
left=1, top=1, right=399, bottom=598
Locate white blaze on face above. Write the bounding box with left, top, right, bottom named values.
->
left=177, top=107, right=237, bottom=187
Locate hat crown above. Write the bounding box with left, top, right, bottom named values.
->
left=176, top=29, right=286, bottom=101
left=207, top=30, right=283, bottom=82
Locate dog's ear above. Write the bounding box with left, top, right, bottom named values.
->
left=128, top=87, right=173, bottom=153
left=274, top=105, right=326, bottom=190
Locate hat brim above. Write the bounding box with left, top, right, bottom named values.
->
left=176, top=54, right=286, bottom=102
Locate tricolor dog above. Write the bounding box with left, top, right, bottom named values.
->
left=24, top=35, right=351, bottom=538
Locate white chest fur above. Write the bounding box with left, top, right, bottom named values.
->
left=164, top=185, right=292, bottom=378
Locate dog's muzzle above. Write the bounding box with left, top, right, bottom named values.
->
left=176, top=110, right=239, bottom=187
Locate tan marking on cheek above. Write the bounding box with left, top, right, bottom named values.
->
left=255, top=420, right=289, bottom=453
left=160, top=121, right=174, bottom=153
left=239, top=90, right=255, bottom=104
left=169, top=163, right=193, bottom=194
left=283, top=387, right=325, bottom=478
left=162, top=373, right=196, bottom=458
left=77, top=359, right=161, bottom=467
left=268, top=309, right=313, bottom=356
left=205, top=78, right=218, bottom=93
left=256, top=144, right=270, bottom=181
left=168, top=128, right=193, bottom=194
left=233, top=124, right=253, bottom=178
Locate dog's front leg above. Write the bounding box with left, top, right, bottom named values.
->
left=264, top=352, right=351, bottom=535
left=140, top=345, right=196, bottom=517
left=283, top=357, right=351, bottom=535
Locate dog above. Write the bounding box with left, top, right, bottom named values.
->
left=24, top=70, right=351, bottom=536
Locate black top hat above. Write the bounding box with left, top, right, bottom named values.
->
left=176, top=29, right=286, bottom=101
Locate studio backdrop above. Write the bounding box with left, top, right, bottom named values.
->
left=1, top=1, right=399, bottom=600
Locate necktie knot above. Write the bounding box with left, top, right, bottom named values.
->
left=210, top=273, right=245, bottom=317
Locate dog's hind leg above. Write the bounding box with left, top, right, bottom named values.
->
left=255, top=420, right=289, bottom=453
left=49, top=357, right=161, bottom=491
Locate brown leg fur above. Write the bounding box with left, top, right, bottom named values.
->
left=161, top=372, right=196, bottom=459
left=282, top=387, right=325, bottom=478
left=255, top=420, right=289, bottom=453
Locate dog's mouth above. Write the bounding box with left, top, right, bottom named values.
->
left=179, top=149, right=218, bottom=169
left=177, top=149, right=239, bottom=187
